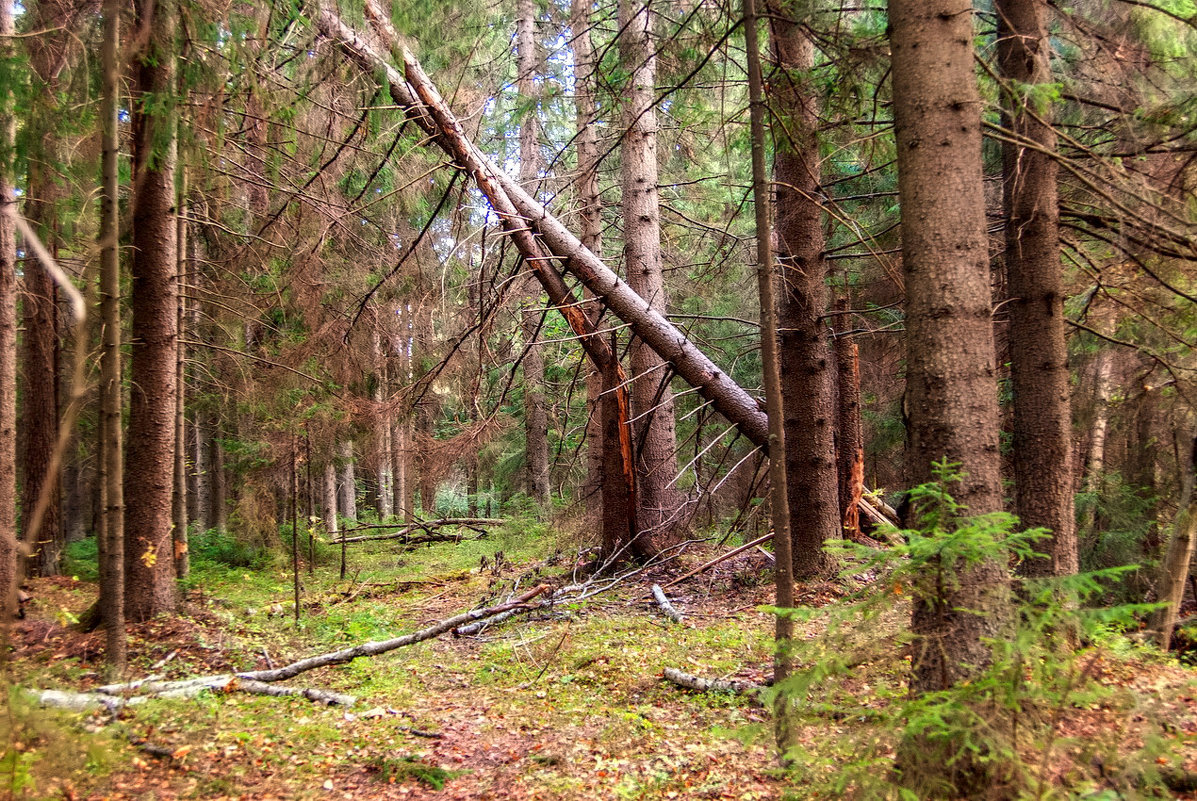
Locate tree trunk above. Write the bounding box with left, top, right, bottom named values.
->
left=833, top=298, right=864, bottom=541
left=891, top=0, right=1008, bottom=696
left=572, top=0, right=604, bottom=521
left=322, top=460, right=338, bottom=535
left=0, top=0, right=19, bottom=617
left=998, top=0, right=1077, bottom=578
left=211, top=432, right=227, bottom=534
left=1152, top=436, right=1197, bottom=651
left=516, top=0, right=551, bottom=509
left=619, top=0, right=679, bottom=542
left=769, top=5, right=838, bottom=579
left=173, top=175, right=189, bottom=579
left=371, top=325, right=393, bottom=521
left=124, top=0, right=179, bottom=622
left=1079, top=348, right=1114, bottom=534
left=338, top=439, right=357, bottom=523
left=97, top=0, right=126, bottom=671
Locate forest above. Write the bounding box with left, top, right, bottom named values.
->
left=2, top=0, right=1197, bottom=797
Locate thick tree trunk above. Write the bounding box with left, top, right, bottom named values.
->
left=833, top=298, right=864, bottom=541
left=998, top=0, right=1077, bottom=578
left=338, top=439, right=357, bottom=523
left=516, top=0, right=551, bottom=509
left=124, top=0, right=179, bottom=622
left=769, top=6, right=838, bottom=579
left=891, top=0, right=1007, bottom=690
left=619, top=0, right=680, bottom=541
left=0, top=0, right=19, bottom=616
left=97, top=0, right=126, bottom=671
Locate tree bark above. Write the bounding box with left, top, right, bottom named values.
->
left=1151, top=439, right=1197, bottom=652
left=516, top=0, right=551, bottom=509
left=371, top=325, right=393, bottom=521
left=338, top=439, right=357, bottom=523
left=891, top=0, right=1007, bottom=688
left=322, top=460, right=338, bottom=535
left=769, top=4, right=838, bottom=579
left=1079, top=348, right=1114, bottom=534
left=173, top=175, right=189, bottom=579
left=97, top=0, right=127, bottom=672
left=998, top=0, right=1077, bottom=578
left=0, top=0, right=19, bottom=617
left=833, top=298, right=864, bottom=541
left=125, top=0, right=179, bottom=621
left=572, top=0, right=605, bottom=521
left=619, top=0, right=680, bottom=541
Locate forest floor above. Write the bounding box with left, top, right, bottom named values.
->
left=4, top=519, right=1197, bottom=800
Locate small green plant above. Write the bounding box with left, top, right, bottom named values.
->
left=771, top=462, right=1176, bottom=800
left=367, top=755, right=460, bottom=789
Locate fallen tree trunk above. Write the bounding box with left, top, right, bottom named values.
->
left=31, top=677, right=357, bottom=710
left=334, top=529, right=487, bottom=546
left=662, top=667, right=764, bottom=699
left=651, top=584, right=684, bottom=623
left=335, top=517, right=501, bottom=536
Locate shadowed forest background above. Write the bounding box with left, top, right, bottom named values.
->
left=3, top=0, right=1197, bottom=798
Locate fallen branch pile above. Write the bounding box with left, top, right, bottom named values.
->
left=332, top=518, right=500, bottom=545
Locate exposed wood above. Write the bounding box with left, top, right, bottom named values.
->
left=30, top=677, right=356, bottom=710
left=651, top=584, right=684, bottom=624
left=662, top=667, right=763, bottom=699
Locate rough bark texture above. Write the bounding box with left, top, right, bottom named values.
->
left=173, top=185, right=189, bottom=579
left=769, top=7, right=838, bottom=579
left=1079, top=348, right=1114, bottom=534
left=619, top=0, right=680, bottom=541
left=516, top=0, right=551, bottom=508
left=371, top=325, right=393, bottom=520
left=891, top=0, right=1007, bottom=690
left=98, top=0, right=126, bottom=670
left=338, top=439, right=358, bottom=523
left=572, top=0, right=605, bottom=519
left=834, top=298, right=864, bottom=541
left=998, top=0, right=1077, bottom=578
left=0, top=0, right=18, bottom=616
left=322, top=461, right=338, bottom=534
left=125, top=0, right=179, bottom=621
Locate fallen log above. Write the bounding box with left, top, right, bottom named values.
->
left=30, top=677, right=357, bottom=710
left=335, top=518, right=501, bottom=537
left=333, top=529, right=488, bottom=546
left=662, top=667, right=764, bottom=699
left=651, top=584, right=684, bottom=624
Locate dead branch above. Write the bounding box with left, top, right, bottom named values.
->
left=651, top=532, right=773, bottom=595
left=662, top=667, right=764, bottom=700
left=333, top=529, right=488, bottom=546
left=651, top=584, right=684, bottom=623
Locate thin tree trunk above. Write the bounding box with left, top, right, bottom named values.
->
left=1152, top=436, right=1197, bottom=651
left=173, top=174, right=189, bottom=579
left=1079, top=348, right=1114, bottom=534
left=516, top=0, right=550, bottom=508
left=745, top=0, right=796, bottom=758
left=769, top=3, right=838, bottom=579
left=0, top=0, right=19, bottom=616
left=372, top=325, right=393, bottom=521
left=97, top=0, right=126, bottom=672
left=124, top=0, right=179, bottom=621
left=833, top=298, right=864, bottom=541
left=338, top=439, right=357, bottom=523
left=572, top=0, right=604, bottom=521
left=322, top=460, right=338, bottom=535
left=998, top=0, right=1077, bottom=578
left=211, top=431, right=227, bottom=534
left=619, top=0, right=680, bottom=542
left=891, top=0, right=1008, bottom=691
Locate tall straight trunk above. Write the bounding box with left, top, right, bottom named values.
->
left=210, top=432, right=227, bottom=533
left=745, top=0, right=797, bottom=756
left=322, top=460, right=338, bottom=534
left=97, top=0, right=126, bottom=670
left=124, top=0, right=179, bottom=622
left=517, top=0, right=551, bottom=508
left=833, top=298, right=864, bottom=541
left=0, top=0, right=18, bottom=615
left=338, top=439, right=357, bottom=523
left=21, top=0, right=76, bottom=576
left=1152, top=435, right=1197, bottom=651
left=998, top=0, right=1077, bottom=578
left=173, top=176, right=189, bottom=579
left=371, top=326, right=393, bottom=520
left=619, top=0, right=679, bottom=539
left=1079, top=348, right=1114, bottom=534
left=891, top=0, right=1007, bottom=688
left=572, top=0, right=604, bottom=519
left=769, top=5, right=838, bottom=579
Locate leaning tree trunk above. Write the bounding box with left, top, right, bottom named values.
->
left=619, top=0, right=680, bottom=544
left=97, top=0, right=126, bottom=671
left=891, top=0, right=1009, bottom=792
left=769, top=4, right=839, bottom=579
left=516, top=0, right=551, bottom=509
left=998, top=0, right=1077, bottom=578
left=0, top=0, right=19, bottom=617
left=125, top=0, right=179, bottom=622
